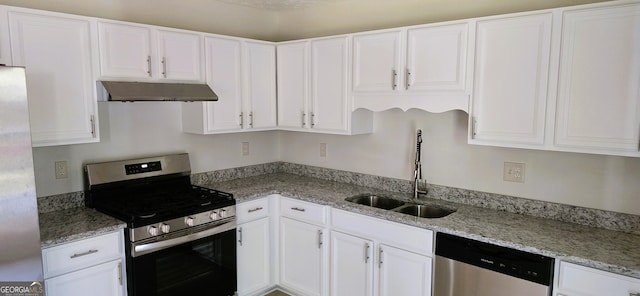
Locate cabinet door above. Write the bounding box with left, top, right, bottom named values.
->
left=98, top=22, right=153, bottom=78
left=406, top=23, right=468, bottom=91
left=237, top=217, right=271, bottom=296
left=352, top=31, right=403, bottom=92
left=277, top=41, right=309, bottom=129
left=245, top=42, right=277, bottom=129
left=310, top=37, right=349, bottom=132
left=10, top=12, right=98, bottom=146
left=470, top=13, right=552, bottom=145
left=279, top=217, right=325, bottom=296
left=330, top=231, right=373, bottom=296
left=157, top=30, right=203, bottom=81
left=201, top=37, right=244, bottom=133
left=0, top=6, right=10, bottom=66
left=558, top=262, right=640, bottom=296
left=377, top=245, right=432, bottom=296
left=45, top=259, right=124, bottom=296
left=554, top=3, right=640, bottom=153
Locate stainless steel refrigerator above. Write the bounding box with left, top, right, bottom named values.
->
left=0, top=66, right=44, bottom=282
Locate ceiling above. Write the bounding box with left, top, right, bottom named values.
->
left=215, top=0, right=348, bottom=10
left=0, top=0, right=613, bottom=41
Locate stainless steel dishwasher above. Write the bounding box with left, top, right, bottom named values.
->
left=434, top=232, right=555, bottom=296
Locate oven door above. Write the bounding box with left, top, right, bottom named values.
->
left=129, top=220, right=237, bottom=296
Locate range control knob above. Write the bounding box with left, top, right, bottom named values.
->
left=160, top=223, right=170, bottom=234
left=185, top=217, right=195, bottom=227
left=219, top=209, right=226, bottom=218
left=148, top=225, right=158, bottom=236
left=209, top=211, right=218, bottom=220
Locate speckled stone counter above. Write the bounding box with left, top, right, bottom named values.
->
left=39, top=207, right=126, bottom=248
left=203, top=172, right=640, bottom=279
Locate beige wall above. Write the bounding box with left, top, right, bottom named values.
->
left=0, top=0, right=612, bottom=41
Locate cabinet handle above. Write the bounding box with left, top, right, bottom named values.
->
left=90, top=115, right=96, bottom=137
left=247, top=207, right=263, bottom=213
left=249, top=112, right=254, bottom=128
left=317, top=230, right=323, bottom=249
left=291, top=207, right=305, bottom=212
left=161, top=57, right=167, bottom=78
left=118, top=262, right=123, bottom=286
left=406, top=68, right=411, bottom=90
left=302, top=112, right=306, bottom=127
left=238, top=227, right=243, bottom=246
left=310, top=112, right=315, bottom=128
left=70, top=249, right=98, bottom=259
left=239, top=112, right=244, bottom=128
left=378, top=247, right=383, bottom=268
left=472, top=117, right=478, bottom=138
left=147, top=55, right=152, bottom=77
left=392, top=69, right=398, bottom=90
left=364, top=243, right=370, bottom=263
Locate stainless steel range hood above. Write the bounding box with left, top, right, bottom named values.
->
left=98, top=81, right=218, bottom=102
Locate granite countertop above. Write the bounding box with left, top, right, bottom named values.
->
left=204, top=172, right=640, bottom=279
left=39, top=207, right=126, bottom=248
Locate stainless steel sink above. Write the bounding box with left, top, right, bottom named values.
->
left=345, top=194, right=456, bottom=218
left=345, top=194, right=406, bottom=210
left=394, top=204, right=455, bottom=218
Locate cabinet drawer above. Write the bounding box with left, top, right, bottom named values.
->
left=42, top=231, right=123, bottom=278
left=558, top=262, right=640, bottom=295
left=332, top=208, right=433, bottom=255
left=280, top=197, right=327, bottom=226
left=237, top=197, right=270, bottom=224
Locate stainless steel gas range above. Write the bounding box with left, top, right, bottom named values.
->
left=85, top=153, right=237, bottom=296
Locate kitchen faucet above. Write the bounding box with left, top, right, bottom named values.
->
left=414, top=129, right=427, bottom=198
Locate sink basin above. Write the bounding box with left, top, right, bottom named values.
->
left=394, top=204, right=455, bottom=218
left=345, top=194, right=406, bottom=210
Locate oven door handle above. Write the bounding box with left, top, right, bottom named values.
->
left=132, top=219, right=236, bottom=257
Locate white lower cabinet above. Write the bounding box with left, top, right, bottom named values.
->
left=377, top=244, right=432, bottom=296
left=556, top=262, right=640, bottom=296
left=331, top=208, right=434, bottom=296
left=42, top=230, right=126, bottom=296
left=237, top=197, right=273, bottom=296
left=45, top=259, right=124, bottom=296
left=330, top=231, right=373, bottom=296
left=279, top=197, right=329, bottom=296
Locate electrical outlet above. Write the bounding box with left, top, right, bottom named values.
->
left=241, top=142, right=250, bottom=156
left=319, top=143, right=327, bottom=157
left=55, top=161, right=68, bottom=179
left=503, top=162, right=525, bottom=183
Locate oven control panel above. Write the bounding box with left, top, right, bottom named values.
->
left=130, top=205, right=236, bottom=242
left=125, top=161, right=162, bottom=175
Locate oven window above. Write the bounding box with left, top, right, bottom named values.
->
left=131, top=228, right=237, bottom=296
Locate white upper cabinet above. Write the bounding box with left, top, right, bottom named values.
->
left=0, top=6, right=11, bottom=66
left=277, top=41, right=308, bottom=129
left=352, top=23, right=470, bottom=113
left=244, top=41, right=277, bottom=129
left=182, top=36, right=243, bottom=133
left=469, top=12, right=553, bottom=146
left=182, top=38, right=276, bottom=134
left=156, top=29, right=203, bottom=81
left=554, top=2, right=640, bottom=156
left=277, top=37, right=372, bottom=135
left=9, top=11, right=99, bottom=146
left=406, top=24, right=468, bottom=92
left=353, top=30, right=402, bottom=93
left=98, top=21, right=203, bottom=82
